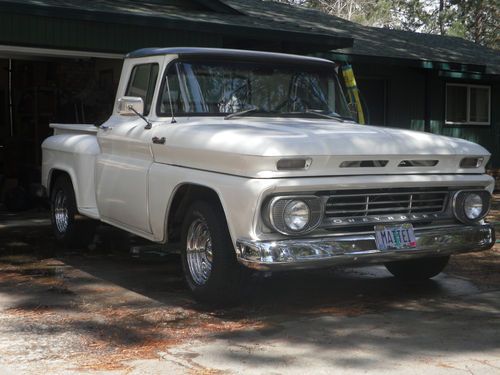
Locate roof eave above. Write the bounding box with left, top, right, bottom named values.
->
left=0, top=1, right=353, bottom=53
left=327, top=52, right=489, bottom=74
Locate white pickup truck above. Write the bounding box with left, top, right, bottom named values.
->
left=42, top=48, right=495, bottom=304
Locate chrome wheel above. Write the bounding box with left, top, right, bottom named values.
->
left=186, top=217, right=213, bottom=286
left=54, top=190, right=69, bottom=233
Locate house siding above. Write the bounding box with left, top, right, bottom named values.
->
left=0, top=13, right=223, bottom=53
left=354, top=63, right=499, bottom=168
left=430, top=79, right=500, bottom=168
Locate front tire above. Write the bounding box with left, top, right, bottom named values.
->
left=50, top=175, right=96, bottom=249
left=181, top=200, right=244, bottom=305
left=385, top=256, right=450, bottom=281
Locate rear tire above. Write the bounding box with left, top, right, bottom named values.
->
left=50, top=175, right=97, bottom=249
left=181, top=200, right=244, bottom=305
left=385, top=256, right=450, bottom=281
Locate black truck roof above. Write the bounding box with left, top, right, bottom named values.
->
left=125, top=47, right=334, bottom=67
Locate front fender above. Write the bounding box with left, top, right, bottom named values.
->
left=148, top=163, right=276, bottom=244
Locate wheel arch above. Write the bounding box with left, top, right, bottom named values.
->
left=47, top=168, right=79, bottom=203
left=164, top=183, right=229, bottom=244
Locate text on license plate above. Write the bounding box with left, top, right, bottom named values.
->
left=374, top=223, right=417, bottom=250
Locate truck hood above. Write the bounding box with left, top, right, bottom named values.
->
left=152, top=117, right=490, bottom=178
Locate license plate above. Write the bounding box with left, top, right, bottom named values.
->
left=374, top=223, right=417, bottom=250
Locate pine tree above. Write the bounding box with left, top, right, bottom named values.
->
left=270, top=0, right=499, bottom=49
left=451, top=0, right=499, bottom=49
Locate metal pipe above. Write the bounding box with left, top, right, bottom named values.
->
left=8, top=58, right=13, bottom=136
left=424, top=70, right=431, bottom=133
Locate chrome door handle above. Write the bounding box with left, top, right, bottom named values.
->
left=100, top=125, right=113, bottom=131
left=152, top=136, right=166, bottom=145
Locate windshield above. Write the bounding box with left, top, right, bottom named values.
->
left=158, top=60, right=353, bottom=119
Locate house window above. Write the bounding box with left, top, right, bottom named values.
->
left=445, top=83, right=491, bottom=125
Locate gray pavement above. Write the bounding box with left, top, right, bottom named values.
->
left=158, top=289, right=500, bottom=375
left=0, top=207, right=499, bottom=374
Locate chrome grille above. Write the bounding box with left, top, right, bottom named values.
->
left=325, top=188, right=449, bottom=218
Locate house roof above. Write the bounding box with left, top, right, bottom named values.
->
left=0, top=0, right=352, bottom=53
left=223, top=0, right=500, bottom=75
left=2, top=0, right=497, bottom=75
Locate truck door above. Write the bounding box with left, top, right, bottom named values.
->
left=95, top=58, right=161, bottom=234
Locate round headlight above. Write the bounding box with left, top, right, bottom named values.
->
left=453, top=190, right=491, bottom=224
left=463, top=193, right=483, bottom=220
left=284, top=200, right=310, bottom=231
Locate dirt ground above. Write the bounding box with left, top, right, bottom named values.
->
left=0, top=195, right=499, bottom=374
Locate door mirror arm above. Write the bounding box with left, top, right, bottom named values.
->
left=128, top=105, right=152, bottom=129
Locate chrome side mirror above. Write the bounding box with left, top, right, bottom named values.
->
left=117, top=96, right=144, bottom=116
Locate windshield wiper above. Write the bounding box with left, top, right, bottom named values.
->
left=304, top=109, right=351, bottom=121
left=224, top=106, right=269, bottom=120
left=224, top=107, right=353, bottom=121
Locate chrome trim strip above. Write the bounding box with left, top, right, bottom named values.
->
left=320, top=211, right=449, bottom=227
left=324, top=190, right=449, bottom=198
left=236, top=224, right=495, bottom=271
left=326, top=198, right=443, bottom=207
left=279, top=223, right=467, bottom=239
left=326, top=204, right=444, bottom=215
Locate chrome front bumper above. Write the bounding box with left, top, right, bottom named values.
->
left=236, top=224, right=495, bottom=271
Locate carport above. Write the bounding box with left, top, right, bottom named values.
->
left=0, top=0, right=352, bottom=212
left=0, top=47, right=122, bottom=210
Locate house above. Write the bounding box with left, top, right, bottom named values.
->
left=230, top=0, right=500, bottom=170
left=0, top=0, right=498, bottom=208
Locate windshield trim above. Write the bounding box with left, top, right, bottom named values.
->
left=155, top=58, right=353, bottom=120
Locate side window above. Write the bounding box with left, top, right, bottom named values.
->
left=125, top=63, right=159, bottom=115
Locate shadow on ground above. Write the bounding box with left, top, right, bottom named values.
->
left=0, top=196, right=499, bottom=372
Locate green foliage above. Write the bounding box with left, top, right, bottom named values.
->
left=270, top=0, right=499, bottom=49
left=391, top=0, right=430, bottom=31
left=451, top=0, right=499, bottom=49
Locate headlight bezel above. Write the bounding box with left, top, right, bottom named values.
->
left=452, top=190, right=491, bottom=224
left=265, top=195, right=324, bottom=235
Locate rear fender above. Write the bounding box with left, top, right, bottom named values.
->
left=42, top=133, right=100, bottom=217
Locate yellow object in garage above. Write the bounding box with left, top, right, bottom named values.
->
left=341, top=64, right=365, bottom=124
